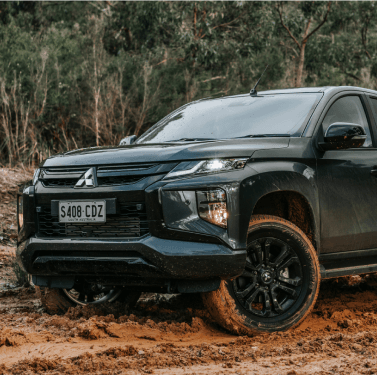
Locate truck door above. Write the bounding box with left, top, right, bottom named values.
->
left=316, top=93, right=377, bottom=253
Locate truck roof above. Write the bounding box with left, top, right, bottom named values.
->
left=259, top=86, right=377, bottom=95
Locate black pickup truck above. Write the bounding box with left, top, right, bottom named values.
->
left=16, top=86, right=377, bottom=335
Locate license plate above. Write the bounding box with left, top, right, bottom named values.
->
left=59, top=201, right=106, bottom=223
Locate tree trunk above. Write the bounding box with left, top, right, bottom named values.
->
left=295, top=42, right=306, bottom=88
left=94, top=89, right=100, bottom=146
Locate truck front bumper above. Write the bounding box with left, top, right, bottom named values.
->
left=17, top=235, right=246, bottom=281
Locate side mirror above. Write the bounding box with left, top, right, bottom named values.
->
left=318, top=122, right=367, bottom=151
left=119, top=135, right=137, bottom=146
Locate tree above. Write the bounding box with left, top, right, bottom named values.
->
left=276, top=1, right=331, bottom=87
left=4, top=1, right=377, bottom=166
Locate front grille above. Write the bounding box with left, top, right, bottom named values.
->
left=97, top=176, right=144, bottom=186
left=40, top=163, right=158, bottom=188
left=42, top=179, right=77, bottom=187
left=38, top=203, right=149, bottom=238
left=41, top=177, right=144, bottom=188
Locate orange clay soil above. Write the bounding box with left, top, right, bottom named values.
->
left=2, top=245, right=377, bottom=375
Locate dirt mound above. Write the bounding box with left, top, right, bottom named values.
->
left=63, top=293, right=210, bottom=334
left=0, top=245, right=14, bottom=266
left=0, top=167, right=33, bottom=248
left=0, top=327, right=27, bottom=347
left=0, top=167, right=32, bottom=197
left=0, top=245, right=18, bottom=292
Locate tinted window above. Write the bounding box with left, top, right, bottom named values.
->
left=137, top=93, right=321, bottom=144
left=322, top=96, right=372, bottom=148
left=368, top=97, right=377, bottom=125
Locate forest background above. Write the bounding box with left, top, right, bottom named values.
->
left=0, top=1, right=376, bottom=166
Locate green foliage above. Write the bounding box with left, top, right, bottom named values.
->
left=1, top=1, right=377, bottom=165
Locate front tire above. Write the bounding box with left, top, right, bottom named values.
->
left=37, top=285, right=141, bottom=315
left=202, top=215, right=320, bottom=335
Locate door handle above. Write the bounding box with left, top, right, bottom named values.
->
left=371, top=168, right=377, bottom=176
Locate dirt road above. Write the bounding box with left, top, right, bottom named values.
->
left=1, top=264, right=377, bottom=375
left=1, top=168, right=377, bottom=374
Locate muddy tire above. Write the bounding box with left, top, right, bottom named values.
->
left=202, top=215, right=320, bottom=336
left=36, top=287, right=74, bottom=315
left=36, top=286, right=141, bottom=315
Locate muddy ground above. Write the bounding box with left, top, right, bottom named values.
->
left=1, top=169, right=377, bottom=374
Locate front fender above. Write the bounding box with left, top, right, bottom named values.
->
left=238, top=161, right=319, bottom=251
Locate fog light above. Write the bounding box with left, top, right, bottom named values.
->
left=196, top=189, right=227, bottom=228
left=18, top=196, right=23, bottom=230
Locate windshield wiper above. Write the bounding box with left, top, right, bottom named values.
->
left=165, top=138, right=218, bottom=142
left=235, top=134, right=291, bottom=139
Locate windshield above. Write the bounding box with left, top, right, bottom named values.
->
left=136, top=93, right=322, bottom=144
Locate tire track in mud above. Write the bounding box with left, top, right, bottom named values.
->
left=2, top=274, right=377, bottom=374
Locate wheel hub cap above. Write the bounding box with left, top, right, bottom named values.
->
left=260, top=269, right=274, bottom=285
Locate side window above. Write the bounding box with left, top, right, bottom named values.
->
left=368, top=97, right=377, bottom=124
left=322, top=96, right=372, bottom=148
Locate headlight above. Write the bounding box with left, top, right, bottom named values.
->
left=164, top=158, right=248, bottom=180
left=32, top=168, right=40, bottom=185
left=197, top=189, right=227, bottom=228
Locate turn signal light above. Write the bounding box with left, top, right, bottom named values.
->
left=196, top=189, right=227, bottom=228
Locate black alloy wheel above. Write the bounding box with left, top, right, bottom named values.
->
left=233, top=237, right=303, bottom=318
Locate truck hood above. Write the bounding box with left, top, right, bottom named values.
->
left=41, top=138, right=290, bottom=168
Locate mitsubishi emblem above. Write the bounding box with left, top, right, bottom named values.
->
left=75, top=167, right=96, bottom=188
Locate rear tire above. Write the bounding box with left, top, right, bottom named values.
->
left=202, top=215, right=320, bottom=336
left=37, top=286, right=141, bottom=315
